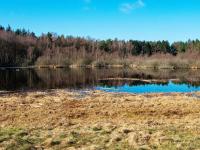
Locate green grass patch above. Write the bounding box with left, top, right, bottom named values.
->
left=0, top=127, right=44, bottom=150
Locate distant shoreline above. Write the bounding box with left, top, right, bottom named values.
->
left=1, top=64, right=200, bottom=70
left=1, top=24, right=200, bottom=72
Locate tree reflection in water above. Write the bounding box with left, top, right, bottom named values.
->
left=0, top=68, right=200, bottom=91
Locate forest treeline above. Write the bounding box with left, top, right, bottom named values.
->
left=0, top=25, right=200, bottom=67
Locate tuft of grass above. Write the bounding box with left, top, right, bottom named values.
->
left=50, top=139, right=61, bottom=146
left=92, top=126, right=102, bottom=132
left=0, top=135, right=10, bottom=143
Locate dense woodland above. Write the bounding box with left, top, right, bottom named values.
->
left=0, top=25, right=200, bottom=67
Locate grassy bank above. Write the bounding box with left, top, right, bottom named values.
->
left=2, top=59, right=200, bottom=69
left=32, top=53, right=200, bottom=69
left=1, top=90, right=200, bottom=149
left=2, top=54, right=200, bottom=69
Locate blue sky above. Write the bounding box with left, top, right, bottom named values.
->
left=0, top=0, right=200, bottom=42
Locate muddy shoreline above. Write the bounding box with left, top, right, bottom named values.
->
left=1, top=90, right=200, bottom=149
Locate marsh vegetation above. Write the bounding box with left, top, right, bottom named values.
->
left=1, top=90, right=200, bottom=149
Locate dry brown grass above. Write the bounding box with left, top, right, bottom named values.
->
left=1, top=90, right=200, bottom=149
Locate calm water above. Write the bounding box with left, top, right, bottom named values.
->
left=1, top=68, right=200, bottom=93
left=96, top=81, right=200, bottom=93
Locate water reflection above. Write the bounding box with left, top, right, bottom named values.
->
left=1, top=68, right=200, bottom=93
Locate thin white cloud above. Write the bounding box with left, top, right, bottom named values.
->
left=120, top=0, right=145, bottom=13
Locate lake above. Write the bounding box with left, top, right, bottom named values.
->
left=1, top=68, right=200, bottom=93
